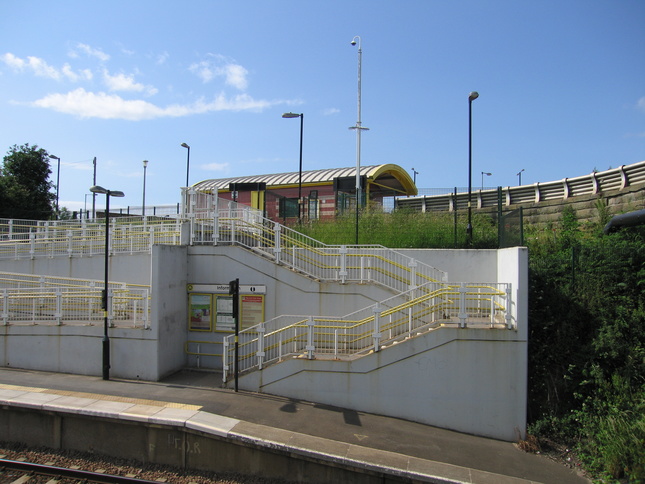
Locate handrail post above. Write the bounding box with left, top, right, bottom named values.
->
left=373, top=303, right=382, bottom=352
left=55, top=290, right=62, bottom=325
left=306, top=317, right=315, bottom=359
left=257, top=324, right=266, bottom=369
left=339, top=246, right=348, bottom=283
left=67, top=230, right=73, bottom=257
left=274, top=223, right=282, bottom=264
left=149, top=227, right=154, bottom=253
left=107, top=288, right=114, bottom=328
left=213, top=208, right=219, bottom=245
left=408, top=259, right=418, bottom=294
left=29, top=233, right=35, bottom=259
left=490, top=293, right=495, bottom=327
left=505, top=285, right=514, bottom=329
left=1, top=289, right=8, bottom=325
left=222, top=337, right=229, bottom=383
left=143, top=289, right=150, bottom=329
left=458, top=283, right=468, bottom=328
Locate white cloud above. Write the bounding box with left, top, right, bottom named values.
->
left=1, top=53, right=93, bottom=82
left=103, top=70, right=157, bottom=96
left=29, top=88, right=285, bottom=120
left=1, top=54, right=60, bottom=79
left=637, top=97, right=645, bottom=112
left=1, top=53, right=25, bottom=70
left=103, top=70, right=144, bottom=92
left=201, top=162, right=230, bottom=171
left=62, top=63, right=93, bottom=82
left=223, top=64, right=248, bottom=90
left=188, top=55, right=249, bottom=90
left=74, top=43, right=110, bottom=62
left=323, top=108, right=340, bottom=115
left=156, top=52, right=169, bottom=65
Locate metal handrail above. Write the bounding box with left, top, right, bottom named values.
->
left=223, top=281, right=513, bottom=382
left=1, top=285, right=150, bottom=328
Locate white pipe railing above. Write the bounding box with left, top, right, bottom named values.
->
left=0, top=285, right=150, bottom=328
left=396, top=160, right=645, bottom=212
left=222, top=281, right=513, bottom=382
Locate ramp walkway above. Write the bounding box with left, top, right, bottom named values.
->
left=0, top=368, right=589, bottom=484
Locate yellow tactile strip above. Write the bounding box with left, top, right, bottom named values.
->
left=0, top=383, right=201, bottom=411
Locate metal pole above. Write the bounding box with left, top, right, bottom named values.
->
left=181, top=143, right=191, bottom=188
left=350, top=36, right=369, bottom=245
left=467, top=91, right=479, bottom=246
left=56, top=157, right=60, bottom=215
left=185, top=146, right=190, bottom=187
left=92, top=157, right=97, bottom=220
left=142, top=160, right=148, bottom=217
left=298, top=113, right=303, bottom=222
left=102, top=192, right=111, bottom=380
left=230, top=278, right=240, bottom=392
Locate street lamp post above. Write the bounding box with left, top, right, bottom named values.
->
left=467, top=91, right=479, bottom=246
left=89, top=185, right=125, bottom=381
left=517, top=169, right=525, bottom=186
left=49, top=154, right=61, bottom=216
left=411, top=167, right=419, bottom=185
left=350, top=35, right=369, bottom=245
left=282, top=112, right=304, bottom=222
left=181, top=143, right=190, bottom=187
left=481, top=171, right=492, bottom=190
left=142, top=160, right=148, bottom=217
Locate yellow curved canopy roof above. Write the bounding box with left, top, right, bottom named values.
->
left=193, top=164, right=417, bottom=196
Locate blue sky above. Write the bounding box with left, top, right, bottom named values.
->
left=1, top=0, right=643, bottom=212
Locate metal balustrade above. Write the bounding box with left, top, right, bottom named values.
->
left=397, top=160, right=645, bottom=212
left=0, top=285, right=150, bottom=328
left=0, top=217, right=183, bottom=259
left=223, top=281, right=513, bottom=382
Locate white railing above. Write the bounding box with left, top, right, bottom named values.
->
left=0, top=285, right=150, bottom=328
left=397, top=160, right=645, bottom=212
left=0, top=217, right=183, bottom=260
left=223, top=281, right=513, bottom=382
left=193, top=196, right=448, bottom=289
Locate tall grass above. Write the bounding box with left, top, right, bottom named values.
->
left=296, top=209, right=499, bottom=248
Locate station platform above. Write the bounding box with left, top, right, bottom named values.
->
left=0, top=367, right=589, bottom=483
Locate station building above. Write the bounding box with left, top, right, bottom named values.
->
left=192, top=164, right=417, bottom=223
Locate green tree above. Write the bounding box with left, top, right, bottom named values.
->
left=0, top=143, right=55, bottom=220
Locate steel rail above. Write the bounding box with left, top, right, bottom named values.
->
left=0, top=457, right=162, bottom=483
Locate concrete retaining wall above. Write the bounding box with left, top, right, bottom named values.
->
left=0, top=399, right=429, bottom=483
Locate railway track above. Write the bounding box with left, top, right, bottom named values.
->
left=0, top=458, right=163, bottom=483
left=0, top=446, right=264, bottom=484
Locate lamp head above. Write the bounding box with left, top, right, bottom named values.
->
left=351, top=35, right=360, bottom=46
left=90, top=185, right=107, bottom=195
left=282, top=112, right=301, bottom=118
left=181, top=143, right=189, bottom=149
left=143, top=159, right=149, bottom=167
left=468, top=91, right=479, bottom=101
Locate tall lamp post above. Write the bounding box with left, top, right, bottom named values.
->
left=481, top=171, right=492, bottom=190
left=350, top=35, right=369, bottom=245
left=49, top=154, right=61, bottom=216
left=90, top=185, right=125, bottom=381
left=282, top=112, right=304, bottom=222
left=517, top=168, right=525, bottom=186
left=142, top=160, right=148, bottom=217
left=411, top=167, right=419, bottom=185
left=181, top=143, right=190, bottom=187
left=467, top=91, right=479, bottom=246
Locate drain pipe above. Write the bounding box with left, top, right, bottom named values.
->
left=603, top=209, right=645, bottom=234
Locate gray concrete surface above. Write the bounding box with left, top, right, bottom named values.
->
left=0, top=368, right=589, bottom=484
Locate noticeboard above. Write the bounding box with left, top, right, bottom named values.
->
left=187, top=283, right=266, bottom=332
left=188, top=293, right=212, bottom=331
